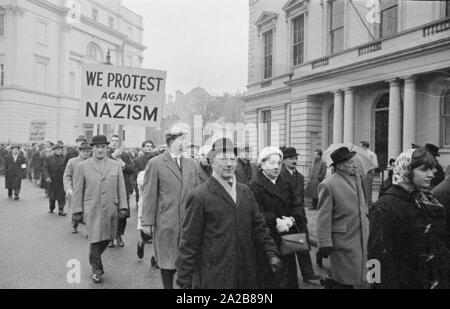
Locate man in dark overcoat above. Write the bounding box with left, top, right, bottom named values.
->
left=176, top=138, right=282, bottom=289
left=279, top=147, right=320, bottom=283
left=43, top=144, right=67, bottom=216
left=4, top=145, right=26, bottom=200
left=235, top=145, right=258, bottom=184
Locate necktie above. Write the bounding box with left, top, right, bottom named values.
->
left=228, top=181, right=233, bottom=188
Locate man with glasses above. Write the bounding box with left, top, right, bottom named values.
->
left=316, top=147, right=369, bottom=289
left=176, top=138, right=282, bottom=289
left=141, top=127, right=198, bottom=289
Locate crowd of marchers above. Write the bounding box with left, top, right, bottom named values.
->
left=1, top=131, right=450, bottom=289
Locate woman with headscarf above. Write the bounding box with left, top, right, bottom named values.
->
left=368, top=148, right=450, bottom=289
left=248, top=146, right=306, bottom=289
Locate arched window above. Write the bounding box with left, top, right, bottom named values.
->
left=327, top=105, right=334, bottom=147
left=69, top=72, right=75, bottom=96
left=86, top=43, right=103, bottom=62
left=442, top=90, right=450, bottom=147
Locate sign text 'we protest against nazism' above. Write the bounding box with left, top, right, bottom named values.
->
left=81, top=64, right=166, bottom=127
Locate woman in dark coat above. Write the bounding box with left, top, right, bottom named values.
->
left=4, top=145, right=26, bottom=200
left=368, top=148, right=450, bottom=289
left=249, top=147, right=306, bottom=289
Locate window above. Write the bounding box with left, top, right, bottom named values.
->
left=108, top=16, right=114, bottom=29
left=261, top=110, right=272, bottom=148
left=83, top=124, right=94, bottom=143
left=0, top=14, right=5, bottom=36
left=329, top=0, right=344, bottom=54
left=0, top=63, right=4, bottom=87
left=92, top=8, right=98, bottom=21
left=127, top=26, right=133, bottom=39
left=87, top=44, right=97, bottom=61
left=35, top=62, right=47, bottom=91
left=379, top=0, right=398, bottom=38
left=292, top=15, right=304, bottom=66
left=442, top=90, right=450, bottom=147
left=446, top=0, right=450, bottom=17
left=327, top=105, right=334, bottom=147
left=263, top=30, right=273, bottom=79
left=36, top=21, right=48, bottom=45
left=69, top=72, right=76, bottom=96
left=126, top=55, right=132, bottom=67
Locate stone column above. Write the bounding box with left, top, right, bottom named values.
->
left=343, top=88, right=355, bottom=143
left=403, top=76, right=417, bottom=151
left=388, top=79, right=402, bottom=159
left=332, top=90, right=344, bottom=144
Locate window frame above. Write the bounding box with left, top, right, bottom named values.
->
left=446, top=0, right=450, bottom=17
left=36, top=19, right=48, bottom=46
left=34, top=61, right=48, bottom=91
left=87, top=44, right=98, bottom=62
left=292, top=14, right=305, bottom=66
left=262, top=29, right=273, bottom=80
left=328, top=0, right=345, bottom=55
left=327, top=104, right=334, bottom=147
left=0, top=13, right=5, bottom=37
left=441, top=89, right=450, bottom=148
left=259, top=109, right=272, bottom=149
left=379, top=0, right=398, bottom=39
left=108, top=16, right=114, bottom=29
left=92, top=8, right=98, bottom=21
left=0, top=63, right=4, bottom=87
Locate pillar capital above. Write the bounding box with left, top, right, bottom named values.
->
left=403, top=75, right=418, bottom=84
left=344, top=87, right=354, bottom=93
left=386, top=78, right=401, bottom=86
left=332, top=89, right=343, bottom=95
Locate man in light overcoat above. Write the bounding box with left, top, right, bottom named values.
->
left=141, top=128, right=198, bottom=289
left=72, top=135, right=129, bottom=284
left=316, top=147, right=369, bottom=289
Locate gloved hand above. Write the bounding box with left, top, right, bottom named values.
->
left=119, top=209, right=129, bottom=219
left=46, top=177, right=52, bottom=184
left=318, top=247, right=333, bottom=259
left=72, top=212, right=83, bottom=224
left=282, top=216, right=295, bottom=228
left=66, top=189, right=73, bottom=199
left=276, top=218, right=289, bottom=233
left=269, top=256, right=283, bottom=274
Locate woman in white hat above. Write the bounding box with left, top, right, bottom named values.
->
left=248, top=146, right=305, bottom=289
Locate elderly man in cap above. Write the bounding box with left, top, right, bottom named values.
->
left=316, top=147, right=369, bottom=289
left=4, top=145, right=26, bottom=200
left=72, top=135, right=129, bottom=283
left=141, top=127, right=198, bottom=289
left=425, top=143, right=445, bottom=188
left=64, top=135, right=87, bottom=164
left=43, top=143, right=67, bottom=215
left=176, top=138, right=282, bottom=289
left=64, top=142, right=92, bottom=234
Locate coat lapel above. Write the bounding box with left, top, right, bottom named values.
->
left=256, top=171, right=286, bottom=203
left=89, top=158, right=105, bottom=176
left=208, top=177, right=236, bottom=208
left=163, top=151, right=182, bottom=182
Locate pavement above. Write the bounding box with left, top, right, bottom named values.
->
left=0, top=176, right=329, bottom=289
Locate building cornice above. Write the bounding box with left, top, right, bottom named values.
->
left=286, top=37, right=450, bottom=88
left=87, top=0, right=144, bottom=31
left=242, top=86, right=291, bottom=102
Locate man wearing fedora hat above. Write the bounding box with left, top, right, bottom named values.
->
left=316, top=146, right=369, bottom=288
left=3, top=145, right=26, bottom=200
left=64, top=142, right=92, bottom=234
left=424, top=143, right=445, bottom=188
left=176, top=138, right=282, bottom=289
left=141, top=127, right=198, bottom=289
left=43, top=143, right=67, bottom=215
left=72, top=135, right=129, bottom=283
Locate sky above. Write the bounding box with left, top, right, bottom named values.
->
left=122, top=0, right=249, bottom=96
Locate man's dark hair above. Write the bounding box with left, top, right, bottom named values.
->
left=166, top=133, right=184, bottom=146
left=142, top=140, right=155, bottom=148
left=360, top=141, right=369, bottom=148
left=315, top=149, right=323, bottom=157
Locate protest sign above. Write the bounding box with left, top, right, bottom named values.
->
left=81, top=64, right=166, bottom=127
left=29, top=121, right=47, bottom=142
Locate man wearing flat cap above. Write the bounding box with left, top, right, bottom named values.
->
left=4, top=145, right=26, bottom=200
left=43, top=143, right=67, bottom=215
left=176, top=138, right=282, bottom=289
left=316, top=147, right=369, bottom=289
left=64, top=142, right=92, bottom=234
left=72, top=135, right=129, bottom=284
left=141, top=127, right=198, bottom=289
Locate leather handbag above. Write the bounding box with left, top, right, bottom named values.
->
left=279, top=223, right=309, bottom=256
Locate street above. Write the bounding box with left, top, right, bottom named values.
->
left=0, top=176, right=328, bottom=289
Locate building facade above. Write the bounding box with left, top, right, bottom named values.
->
left=243, top=0, right=450, bottom=174
left=0, top=0, right=146, bottom=146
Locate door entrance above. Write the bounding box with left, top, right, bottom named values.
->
left=374, top=94, right=389, bottom=170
